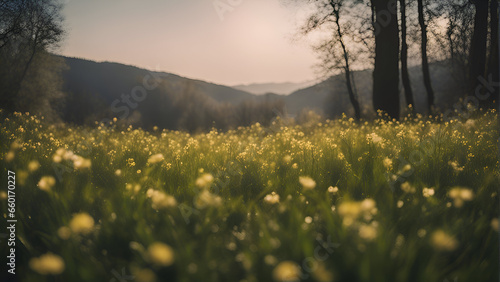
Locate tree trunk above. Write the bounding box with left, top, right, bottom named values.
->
left=334, top=8, right=361, bottom=120
left=487, top=0, right=499, bottom=107
left=400, top=0, right=414, bottom=110
left=372, top=0, right=400, bottom=119
left=417, top=0, right=435, bottom=112
left=469, top=0, right=489, bottom=92
left=344, top=68, right=361, bottom=120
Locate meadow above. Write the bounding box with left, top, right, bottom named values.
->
left=0, top=110, right=498, bottom=282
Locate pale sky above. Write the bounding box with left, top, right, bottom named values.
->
left=59, top=0, right=317, bottom=86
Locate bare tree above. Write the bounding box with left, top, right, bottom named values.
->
left=0, top=0, right=26, bottom=49
left=417, top=0, right=435, bottom=112
left=303, top=0, right=362, bottom=120
left=400, top=0, right=414, bottom=109
left=17, top=0, right=65, bottom=92
left=0, top=0, right=65, bottom=112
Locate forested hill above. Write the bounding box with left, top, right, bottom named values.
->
left=60, top=56, right=462, bottom=129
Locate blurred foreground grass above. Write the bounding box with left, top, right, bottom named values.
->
left=0, top=110, right=498, bottom=282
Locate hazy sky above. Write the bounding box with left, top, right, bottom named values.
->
left=59, top=0, right=317, bottom=86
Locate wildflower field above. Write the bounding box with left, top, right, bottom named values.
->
left=0, top=111, right=499, bottom=282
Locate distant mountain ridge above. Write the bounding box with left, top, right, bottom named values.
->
left=60, top=56, right=258, bottom=127
left=59, top=56, right=461, bottom=128
left=232, top=81, right=317, bottom=95
left=61, top=57, right=255, bottom=104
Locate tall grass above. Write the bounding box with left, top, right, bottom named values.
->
left=0, top=110, right=498, bottom=281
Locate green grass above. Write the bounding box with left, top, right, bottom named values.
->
left=0, top=110, right=498, bottom=282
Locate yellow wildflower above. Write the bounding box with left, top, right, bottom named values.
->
left=272, top=261, right=301, bottom=282
left=431, top=230, right=458, bottom=251
left=38, top=176, right=56, bottom=192
left=29, top=253, right=65, bottom=275
left=69, top=213, right=95, bottom=235
left=299, top=176, right=316, bottom=190
left=264, top=192, right=280, bottom=205
left=148, top=153, right=164, bottom=164
left=148, top=242, right=175, bottom=267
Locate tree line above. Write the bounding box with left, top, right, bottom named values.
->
left=297, top=0, right=499, bottom=120
left=0, top=0, right=65, bottom=121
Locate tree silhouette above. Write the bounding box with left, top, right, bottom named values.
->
left=372, top=0, right=400, bottom=119
left=299, top=0, right=362, bottom=120
left=400, top=0, right=415, bottom=109
left=0, top=0, right=65, bottom=113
